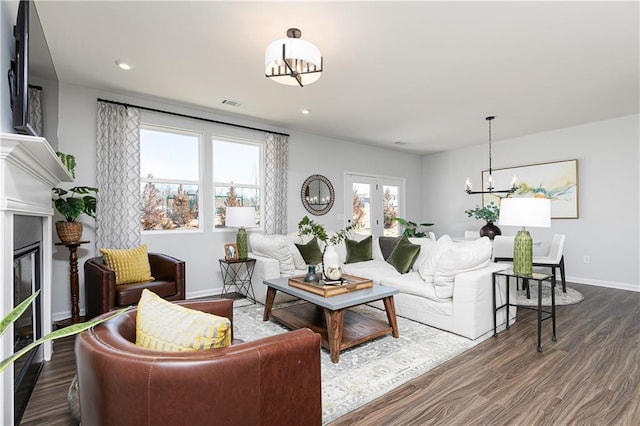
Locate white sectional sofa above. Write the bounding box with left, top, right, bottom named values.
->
left=248, top=233, right=515, bottom=340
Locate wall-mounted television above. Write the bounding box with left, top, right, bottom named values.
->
left=7, top=0, right=59, bottom=149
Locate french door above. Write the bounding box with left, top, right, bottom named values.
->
left=344, top=173, right=405, bottom=237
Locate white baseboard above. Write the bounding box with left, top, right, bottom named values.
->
left=567, top=275, right=639, bottom=292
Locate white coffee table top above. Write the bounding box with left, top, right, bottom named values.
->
left=263, top=277, right=399, bottom=310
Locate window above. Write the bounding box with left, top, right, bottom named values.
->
left=140, top=126, right=201, bottom=231
left=345, top=173, right=404, bottom=237
left=213, top=138, right=263, bottom=228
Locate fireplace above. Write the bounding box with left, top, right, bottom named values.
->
left=1, top=133, right=73, bottom=424
left=13, top=216, right=44, bottom=423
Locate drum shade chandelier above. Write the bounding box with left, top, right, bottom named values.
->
left=465, top=116, right=518, bottom=195
left=265, top=28, right=323, bottom=87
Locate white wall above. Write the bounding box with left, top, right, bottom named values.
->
left=423, top=114, right=640, bottom=291
left=51, top=82, right=423, bottom=318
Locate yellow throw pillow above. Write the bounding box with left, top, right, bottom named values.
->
left=135, top=289, right=231, bottom=351
left=100, top=244, right=154, bottom=285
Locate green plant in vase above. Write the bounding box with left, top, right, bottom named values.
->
left=298, top=216, right=354, bottom=280
left=465, top=201, right=501, bottom=239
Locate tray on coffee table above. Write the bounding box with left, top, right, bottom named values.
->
left=288, top=274, right=373, bottom=297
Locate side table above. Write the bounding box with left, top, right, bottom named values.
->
left=492, top=268, right=557, bottom=352
left=55, top=240, right=90, bottom=327
left=219, top=258, right=257, bottom=303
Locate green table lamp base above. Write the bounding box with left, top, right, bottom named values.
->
left=513, top=228, right=533, bottom=276
left=237, top=227, right=248, bottom=260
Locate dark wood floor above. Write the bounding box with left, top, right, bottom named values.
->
left=21, top=283, right=639, bottom=425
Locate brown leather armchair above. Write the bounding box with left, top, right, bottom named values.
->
left=75, top=299, right=322, bottom=426
left=84, top=253, right=185, bottom=319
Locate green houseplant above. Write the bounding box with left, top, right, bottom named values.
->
left=394, top=218, right=434, bottom=238
left=52, top=186, right=98, bottom=243
left=465, top=201, right=501, bottom=239
left=52, top=153, right=98, bottom=243
left=0, top=290, right=127, bottom=372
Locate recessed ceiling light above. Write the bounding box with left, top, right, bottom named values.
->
left=115, top=60, right=132, bottom=71
left=301, top=108, right=311, bottom=115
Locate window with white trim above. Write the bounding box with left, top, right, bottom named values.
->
left=140, top=125, right=201, bottom=231
left=213, top=138, right=263, bottom=228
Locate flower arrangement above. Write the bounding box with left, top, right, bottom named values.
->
left=465, top=201, right=500, bottom=223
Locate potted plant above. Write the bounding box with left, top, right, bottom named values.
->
left=52, top=152, right=98, bottom=243
left=298, top=216, right=354, bottom=280
left=465, top=201, right=501, bottom=240
left=52, top=186, right=98, bottom=243
left=394, top=217, right=434, bottom=238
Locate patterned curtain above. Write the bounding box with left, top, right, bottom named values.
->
left=28, top=86, right=43, bottom=135
left=264, top=133, right=288, bottom=234
left=95, top=101, right=141, bottom=249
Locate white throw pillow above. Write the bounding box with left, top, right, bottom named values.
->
left=418, top=235, right=455, bottom=284
left=408, top=237, right=436, bottom=273
left=434, top=237, right=492, bottom=295
left=248, top=233, right=296, bottom=275
left=418, top=235, right=492, bottom=299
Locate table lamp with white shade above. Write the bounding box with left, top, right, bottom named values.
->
left=498, top=198, right=551, bottom=276
left=225, top=206, right=256, bottom=260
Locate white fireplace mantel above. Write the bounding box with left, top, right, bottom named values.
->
left=0, top=132, right=72, bottom=425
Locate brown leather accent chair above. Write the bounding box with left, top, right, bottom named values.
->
left=84, top=253, right=185, bottom=319
left=75, top=299, right=322, bottom=426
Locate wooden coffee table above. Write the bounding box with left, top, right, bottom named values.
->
left=263, top=276, right=399, bottom=363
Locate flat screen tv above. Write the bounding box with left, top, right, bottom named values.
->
left=7, top=0, right=59, bottom=149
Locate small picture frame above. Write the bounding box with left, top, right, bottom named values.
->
left=224, top=243, right=238, bottom=261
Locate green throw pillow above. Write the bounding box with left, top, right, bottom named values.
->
left=295, top=237, right=323, bottom=265
left=386, top=237, right=421, bottom=274
left=345, top=235, right=373, bottom=264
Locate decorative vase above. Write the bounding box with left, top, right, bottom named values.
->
left=513, top=229, right=533, bottom=276
left=480, top=222, right=501, bottom=240
left=303, top=265, right=319, bottom=283
left=322, top=245, right=340, bottom=279
left=56, top=221, right=83, bottom=244
left=326, top=266, right=342, bottom=281
left=236, top=227, right=248, bottom=260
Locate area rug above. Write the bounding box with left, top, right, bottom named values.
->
left=515, top=283, right=584, bottom=306
left=232, top=301, right=492, bottom=424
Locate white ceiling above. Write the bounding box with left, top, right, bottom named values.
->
left=35, top=1, right=639, bottom=154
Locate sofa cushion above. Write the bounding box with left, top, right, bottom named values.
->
left=386, top=237, right=421, bottom=274
left=248, top=233, right=296, bottom=275
left=345, top=235, right=374, bottom=264
left=135, top=289, right=231, bottom=351
left=418, top=236, right=492, bottom=299
left=295, top=237, right=323, bottom=265
left=408, top=237, right=436, bottom=272
left=99, top=244, right=154, bottom=285
left=380, top=273, right=449, bottom=303
left=341, top=259, right=400, bottom=284
left=378, top=236, right=400, bottom=260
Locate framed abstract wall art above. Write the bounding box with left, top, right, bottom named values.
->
left=482, top=159, right=579, bottom=219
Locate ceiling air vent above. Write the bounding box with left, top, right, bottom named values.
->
left=221, top=99, right=241, bottom=108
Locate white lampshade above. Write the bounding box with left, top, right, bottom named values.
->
left=265, top=34, right=322, bottom=86
left=225, top=207, right=256, bottom=228
left=499, top=198, right=551, bottom=228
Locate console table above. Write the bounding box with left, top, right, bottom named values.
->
left=55, top=240, right=90, bottom=326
